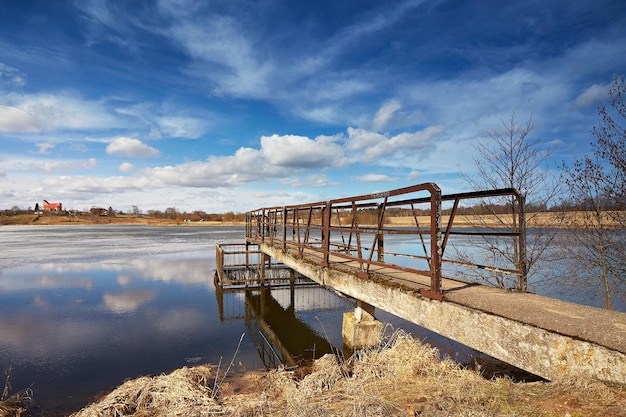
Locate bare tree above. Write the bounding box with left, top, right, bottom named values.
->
left=463, top=113, right=562, bottom=290
left=561, top=77, right=626, bottom=309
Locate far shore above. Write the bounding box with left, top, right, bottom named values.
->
left=0, top=213, right=245, bottom=227
left=2, top=211, right=624, bottom=228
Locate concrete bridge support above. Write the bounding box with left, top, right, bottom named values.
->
left=342, top=300, right=383, bottom=350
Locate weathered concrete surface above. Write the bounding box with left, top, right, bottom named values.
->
left=342, top=311, right=384, bottom=350
left=256, top=242, right=626, bottom=384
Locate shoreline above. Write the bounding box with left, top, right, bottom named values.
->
left=65, top=332, right=625, bottom=416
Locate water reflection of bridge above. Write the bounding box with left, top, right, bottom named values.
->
left=215, top=283, right=343, bottom=367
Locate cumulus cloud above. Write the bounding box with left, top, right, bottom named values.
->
left=144, top=146, right=285, bottom=187
left=119, top=162, right=135, bottom=172
left=261, top=134, right=345, bottom=168
left=0, top=105, right=41, bottom=132
left=106, top=137, right=160, bottom=158
left=347, top=125, right=444, bottom=162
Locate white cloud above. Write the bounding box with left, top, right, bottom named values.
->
left=28, top=157, right=96, bottom=173
left=0, top=63, right=26, bottom=88
left=0, top=105, right=41, bottom=132
left=408, top=170, right=420, bottom=181
left=119, top=162, right=135, bottom=172
left=36, top=142, right=55, bottom=154
left=372, top=99, right=401, bottom=131
left=260, top=134, right=346, bottom=168
left=280, top=174, right=336, bottom=188
left=347, top=125, right=444, bottom=162
left=156, top=116, right=207, bottom=139
left=106, top=137, right=160, bottom=158
left=353, top=174, right=396, bottom=183
left=573, top=82, right=611, bottom=109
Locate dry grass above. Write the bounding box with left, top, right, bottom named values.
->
left=70, top=365, right=222, bottom=417
left=0, top=367, right=33, bottom=417
left=69, top=331, right=626, bottom=417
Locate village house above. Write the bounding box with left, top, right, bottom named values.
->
left=42, top=200, right=62, bottom=212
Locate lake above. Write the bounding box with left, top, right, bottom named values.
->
left=1, top=225, right=478, bottom=415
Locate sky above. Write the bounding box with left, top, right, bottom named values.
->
left=1, top=0, right=625, bottom=214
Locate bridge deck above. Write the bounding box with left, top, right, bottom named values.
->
left=254, top=239, right=625, bottom=356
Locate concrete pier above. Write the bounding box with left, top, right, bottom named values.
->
left=342, top=301, right=383, bottom=350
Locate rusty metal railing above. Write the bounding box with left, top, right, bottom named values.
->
left=245, top=183, right=526, bottom=299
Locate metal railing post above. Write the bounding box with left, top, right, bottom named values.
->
left=321, top=201, right=331, bottom=267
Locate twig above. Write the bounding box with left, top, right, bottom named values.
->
left=2, top=365, right=12, bottom=401
left=212, top=333, right=245, bottom=399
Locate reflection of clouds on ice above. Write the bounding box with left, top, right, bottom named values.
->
left=0, top=254, right=210, bottom=292
left=0, top=274, right=93, bottom=291
left=0, top=316, right=103, bottom=360
left=103, top=289, right=157, bottom=314
left=128, top=257, right=210, bottom=287
left=117, top=275, right=132, bottom=286
left=33, top=294, right=49, bottom=308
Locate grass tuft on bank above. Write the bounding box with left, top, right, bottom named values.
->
left=67, top=330, right=626, bottom=417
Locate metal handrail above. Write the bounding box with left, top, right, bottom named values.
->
left=245, top=183, right=527, bottom=298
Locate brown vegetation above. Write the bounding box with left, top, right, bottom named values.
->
left=0, top=213, right=244, bottom=227
left=67, top=332, right=625, bottom=417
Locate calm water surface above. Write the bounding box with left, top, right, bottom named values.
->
left=0, top=225, right=465, bottom=415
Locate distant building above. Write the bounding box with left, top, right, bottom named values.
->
left=90, top=207, right=108, bottom=216
left=43, top=200, right=62, bottom=212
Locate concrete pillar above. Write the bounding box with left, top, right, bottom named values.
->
left=342, top=300, right=383, bottom=350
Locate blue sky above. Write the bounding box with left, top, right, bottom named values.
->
left=1, top=0, right=625, bottom=213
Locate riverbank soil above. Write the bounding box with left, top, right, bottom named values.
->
left=65, top=332, right=625, bottom=417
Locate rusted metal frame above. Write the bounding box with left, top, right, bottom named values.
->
left=421, top=183, right=442, bottom=300
left=292, top=208, right=303, bottom=258
left=321, top=201, right=331, bottom=267
left=441, top=197, right=460, bottom=257
left=391, top=187, right=521, bottom=208
left=350, top=201, right=366, bottom=276
left=215, top=244, right=224, bottom=283
left=321, top=248, right=432, bottom=277
left=261, top=209, right=267, bottom=242
left=329, top=182, right=439, bottom=205
left=410, top=202, right=430, bottom=268
left=281, top=206, right=287, bottom=253
left=360, top=196, right=388, bottom=278
left=438, top=187, right=527, bottom=291
left=517, top=193, right=527, bottom=291
left=334, top=206, right=348, bottom=252
left=448, top=230, right=522, bottom=236
left=444, top=258, right=519, bottom=275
